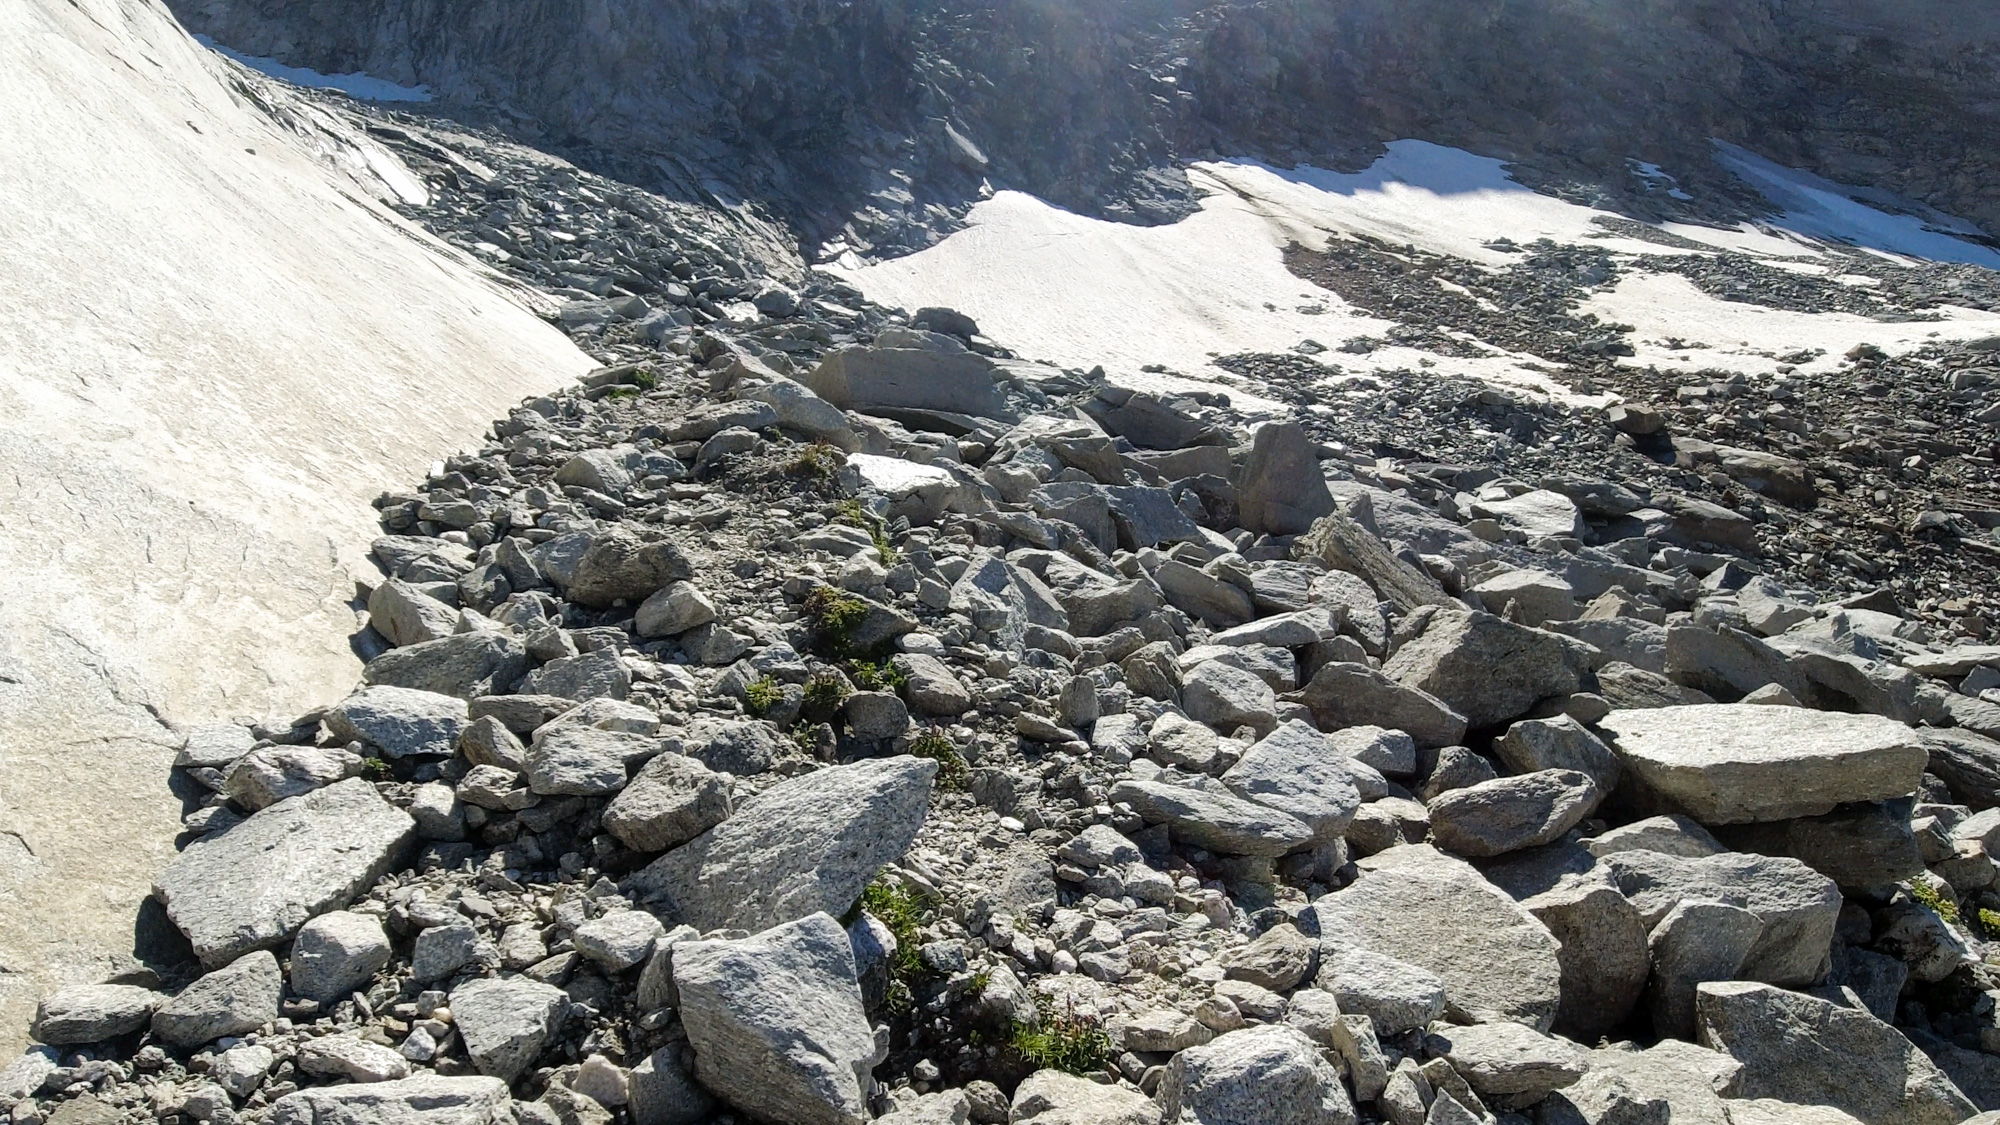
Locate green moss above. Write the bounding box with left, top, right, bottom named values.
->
left=630, top=368, right=660, bottom=391
left=604, top=386, right=640, bottom=400
left=1910, top=879, right=1962, bottom=926
left=743, top=677, right=781, bottom=717
left=862, top=880, right=928, bottom=981
left=1979, top=907, right=2000, bottom=939
left=360, top=757, right=393, bottom=781
left=908, top=728, right=967, bottom=791
left=1009, top=997, right=1113, bottom=1076
left=847, top=659, right=907, bottom=693
left=802, top=586, right=871, bottom=656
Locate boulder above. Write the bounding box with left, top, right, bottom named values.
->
left=296, top=1035, right=412, bottom=1084
left=366, top=580, right=458, bottom=648
left=1645, top=899, right=1762, bottom=1040
left=1541, top=1039, right=1742, bottom=1125
left=154, top=779, right=414, bottom=967
left=269, top=1076, right=512, bottom=1125
left=1601, top=849, right=1839, bottom=986
left=1107, top=774, right=1315, bottom=858
left=803, top=344, right=1007, bottom=418
left=1153, top=560, right=1256, bottom=629
left=949, top=555, right=1069, bottom=646
left=526, top=727, right=656, bottom=797
left=1663, top=624, right=1808, bottom=703
left=1434, top=1021, right=1587, bottom=1102
left=1009, top=1070, right=1161, bottom=1125
left=1157, top=1025, right=1357, bottom=1125
left=1477, top=490, right=1584, bottom=539
left=1223, top=923, right=1318, bottom=992
left=564, top=530, right=694, bottom=608
left=602, top=755, right=733, bottom=853
left=892, top=653, right=972, bottom=716
left=1306, top=846, right=1563, bottom=1030
left=223, top=745, right=364, bottom=811
left=1425, top=770, right=1601, bottom=858
left=1219, top=721, right=1362, bottom=844
left=1596, top=705, right=1927, bottom=824
left=1519, top=876, right=1649, bottom=1041
left=1382, top=609, right=1589, bottom=730
left=1584, top=814, right=1725, bottom=859
left=1182, top=660, right=1277, bottom=734
left=739, top=379, right=859, bottom=450
left=629, top=757, right=934, bottom=933
left=573, top=910, right=666, bottom=973
left=1714, top=799, right=1925, bottom=890
left=628, top=1047, right=716, bottom=1125
left=1314, top=945, right=1447, bottom=1034
left=1285, top=662, right=1467, bottom=749
left=290, top=910, right=393, bottom=1004
left=1471, top=570, right=1577, bottom=627
left=1695, top=980, right=1974, bottom=1125
left=363, top=631, right=529, bottom=700
left=1235, top=423, right=1336, bottom=536
left=31, top=985, right=161, bottom=1044
left=519, top=648, right=632, bottom=702
left=674, top=914, right=883, bottom=1125
left=450, top=977, right=567, bottom=1082
left=151, top=951, right=282, bottom=1048
left=326, top=686, right=469, bottom=758
left=1493, top=716, right=1620, bottom=789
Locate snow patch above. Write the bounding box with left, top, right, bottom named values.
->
left=196, top=35, right=433, bottom=102
left=1713, top=141, right=2000, bottom=268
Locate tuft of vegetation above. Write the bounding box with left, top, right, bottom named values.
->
left=802, top=671, right=852, bottom=719
left=1910, top=879, right=1962, bottom=926
left=785, top=442, right=842, bottom=483
left=360, top=757, right=393, bottom=781
left=802, top=586, right=871, bottom=656
left=836, top=498, right=899, bottom=566
left=1980, top=908, right=2000, bottom=940
left=908, top=727, right=968, bottom=791
left=604, top=386, right=640, bottom=400
left=862, top=880, right=929, bottom=981
left=1010, top=996, right=1113, bottom=1076
left=847, top=659, right=907, bottom=693
left=743, top=677, right=782, bottom=717
left=630, top=368, right=659, bottom=391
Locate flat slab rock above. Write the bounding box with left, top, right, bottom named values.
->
left=1597, top=704, right=1927, bottom=824
left=628, top=756, right=934, bottom=933
left=269, top=1075, right=511, bottom=1125
left=154, top=779, right=414, bottom=967
left=1306, top=846, right=1563, bottom=1031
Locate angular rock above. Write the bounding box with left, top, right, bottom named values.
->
left=1427, top=770, right=1600, bottom=858
left=1493, top=715, right=1620, bottom=789
left=1182, top=660, right=1277, bottom=734
left=949, top=555, right=1068, bottom=646
left=804, top=343, right=1007, bottom=418
left=269, top=1076, right=511, bottom=1125
left=451, top=977, right=567, bottom=1082
left=1220, top=721, right=1362, bottom=844
left=1158, top=1025, right=1357, bottom=1125
left=1695, top=980, right=1974, bottom=1125
left=1584, top=814, right=1725, bottom=859
left=1153, top=559, right=1256, bottom=629
left=1597, top=705, right=1927, bottom=824
left=290, top=910, right=393, bottom=1004
left=675, top=914, right=882, bottom=1125
left=527, top=727, right=651, bottom=796
left=1382, top=609, right=1589, bottom=730
left=1645, top=899, right=1761, bottom=1040
left=1286, top=662, right=1467, bottom=749
left=628, top=1047, right=716, bottom=1125
left=1520, top=876, right=1649, bottom=1041
left=1435, top=1021, right=1587, bottom=1102
left=364, top=631, right=529, bottom=700
left=1478, top=490, right=1584, bottom=539
left=152, top=951, right=282, bottom=1048
left=565, top=530, right=694, bottom=608
left=367, top=580, right=458, bottom=649
left=1235, top=422, right=1336, bottom=536
left=31, top=985, right=161, bottom=1045
left=296, top=1036, right=412, bottom=1083
left=520, top=648, right=632, bottom=702
left=1009, top=1070, right=1161, bottom=1125
left=630, top=757, right=934, bottom=932
left=327, top=686, right=470, bottom=758
left=573, top=910, right=665, bottom=973
left=1601, top=849, right=1839, bottom=986
left=892, top=653, right=971, bottom=716
left=602, top=755, right=733, bottom=853
left=1107, top=774, right=1314, bottom=858
left=1715, top=799, right=1925, bottom=890
left=1223, top=923, right=1318, bottom=992
left=224, top=744, right=364, bottom=811
left=1314, top=945, right=1447, bottom=1034
left=1307, top=846, right=1563, bottom=1030
left=155, top=778, right=414, bottom=967
left=1663, top=624, right=1808, bottom=703
left=635, top=582, right=718, bottom=638
left=1472, top=570, right=1577, bottom=627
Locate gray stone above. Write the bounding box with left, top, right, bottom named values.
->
left=1009, top=1069, right=1161, bottom=1125
left=573, top=910, right=664, bottom=973
left=176, top=724, right=257, bottom=772
left=155, top=778, right=414, bottom=967
left=363, top=631, right=529, bottom=700
left=1210, top=607, right=1341, bottom=649
left=1332, top=724, right=1417, bottom=776
left=685, top=719, right=786, bottom=776
left=1435, top=1020, right=1587, bottom=1101
left=31, top=984, right=161, bottom=1044
left=1597, top=705, right=1927, bottom=824
left=1601, top=849, right=1839, bottom=986
left=1287, top=662, right=1468, bottom=749
left=1158, top=1024, right=1357, bottom=1125
left=892, top=653, right=972, bottom=716
left=1583, top=815, right=1725, bottom=859
left=1520, top=877, right=1649, bottom=1041
left=458, top=714, right=530, bottom=770
left=520, top=648, right=632, bottom=702
left=367, top=580, right=459, bottom=648
left=675, top=913, right=882, bottom=1125
left=1153, top=559, right=1256, bottom=629
left=630, top=757, right=934, bottom=932
left=1472, top=569, right=1577, bottom=627
left=1541, top=1040, right=1740, bottom=1125
left=1328, top=1015, right=1390, bottom=1102
left=224, top=744, right=364, bottom=811
left=1223, top=923, right=1318, bottom=992
left=603, top=755, right=732, bottom=852
left=1493, top=716, right=1620, bottom=788
left=411, top=922, right=480, bottom=983
left=740, top=379, right=858, bottom=449
left=949, top=555, right=1069, bottom=645
left=635, top=582, right=717, bottom=638
left=628, top=1047, right=715, bottom=1125
left=1107, top=774, right=1314, bottom=857
left=328, top=686, right=470, bottom=759
left=1307, top=846, right=1563, bottom=1030
left=152, top=950, right=281, bottom=1048
left=1221, top=721, right=1362, bottom=844
left=1715, top=799, right=1926, bottom=890
left=843, top=691, right=911, bottom=739
left=564, top=530, right=694, bottom=608
left=1235, top=422, right=1337, bottom=536
left=1382, top=609, right=1590, bottom=730
left=1315, top=945, right=1448, bottom=1034
left=554, top=448, right=634, bottom=496
left=212, top=1043, right=274, bottom=1098
left=269, top=1076, right=511, bottom=1125
left=450, top=977, right=567, bottom=1082
left=1645, top=899, right=1761, bottom=1040
left=1183, top=660, right=1277, bottom=734
left=1549, top=617, right=1669, bottom=674
left=527, top=727, right=652, bottom=796
left=1180, top=643, right=1298, bottom=693
left=1695, top=980, right=1974, bottom=1125
left=1426, top=770, right=1601, bottom=858
left=407, top=782, right=464, bottom=842
left=1662, top=624, right=1808, bottom=703
left=1416, top=745, right=1497, bottom=801
left=290, top=910, right=393, bottom=1004
left=804, top=344, right=1007, bottom=418
left=1477, top=490, right=1584, bottom=539
left=296, top=1035, right=413, bottom=1083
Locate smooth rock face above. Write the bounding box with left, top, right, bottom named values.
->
left=1695, top=980, right=1975, bottom=1125
left=1425, top=770, right=1601, bottom=858
left=152, top=951, right=282, bottom=1049
left=1009, top=1069, right=1161, bottom=1125
left=449, top=977, right=567, bottom=1082
left=674, top=914, right=882, bottom=1125
left=154, top=779, right=415, bottom=967
left=629, top=757, right=934, bottom=932
left=31, top=985, right=161, bottom=1045
left=1157, top=1025, right=1357, bottom=1125
left=1602, top=849, right=1840, bottom=987
left=1598, top=704, right=1927, bottom=824
left=269, top=1075, right=512, bottom=1125
left=1307, top=847, right=1564, bottom=1030
left=1382, top=609, right=1587, bottom=730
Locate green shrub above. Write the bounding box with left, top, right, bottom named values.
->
left=786, top=442, right=841, bottom=482
left=847, top=659, right=907, bottom=693
left=861, top=880, right=928, bottom=981
left=802, top=586, right=871, bottom=656
left=836, top=498, right=899, bottom=566
left=1980, top=908, right=2000, bottom=939
left=1010, top=997, right=1113, bottom=1076
left=802, top=671, right=851, bottom=719
left=630, top=368, right=660, bottom=390
left=1910, top=879, right=1962, bottom=926
left=360, top=757, right=393, bottom=780
left=743, top=677, right=781, bottom=717
left=908, top=728, right=967, bottom=791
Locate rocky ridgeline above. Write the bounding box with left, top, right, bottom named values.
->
left=15, top=274, right=2000, bottom=1125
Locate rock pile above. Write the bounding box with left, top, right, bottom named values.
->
left=20, top=122, right=2000, bottom=1125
